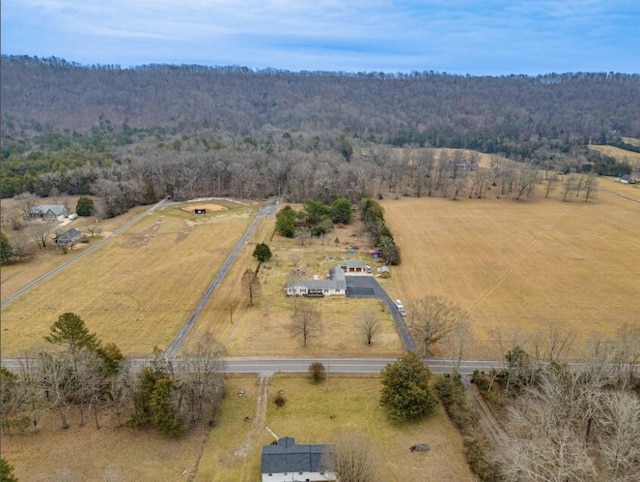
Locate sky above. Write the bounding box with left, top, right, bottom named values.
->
left=1, top=0, right=639, bottom=75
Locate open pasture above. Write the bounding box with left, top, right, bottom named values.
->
left=0, top=200, right=257, bottom=356
left=382, top=182, right=640, bottom=359
left=589, top=144, right=640, bottom=168
left=0, top=203, right=149, bottom=301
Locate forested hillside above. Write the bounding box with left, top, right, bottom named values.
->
left=1, top=55, right=639, bottom=208
left=3, top=56, right=640, bottom=145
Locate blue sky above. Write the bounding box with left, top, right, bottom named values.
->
left=2, top=0, right=639, bottom=74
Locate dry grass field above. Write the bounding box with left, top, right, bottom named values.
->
left=589, top=144, right=640, bottom=168
left=382, top=177, right=640, bottom=359
left=1, top=406, right=208, bottom=481
left=1, top=199, right=257, bottom=356
left=197, top=376, right=474, bottom=482
left=621, top=136, right=640, bottom=147
left=1, top=202, right=149, bottom=301
left=186, top=208, right=404, bottom=357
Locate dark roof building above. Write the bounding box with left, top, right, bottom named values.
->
left=261, top=437, right=335, bottom=482
left=55, top=228, right=83, bottom=246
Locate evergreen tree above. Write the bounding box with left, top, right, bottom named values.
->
left=45, top=312, right=99, bottom=357
left=275, top=205, right=296, bottom=238
left=0, top=232, right=12, bottom=264
left=0, top=457, right=18, bottom=482
left=380, top=352, right=436, bottom=422
left=330, top=197, right=352, bottom=224
left=252, top=242, right=272, bottom=262
left=76, top=196, right=94, bottom=216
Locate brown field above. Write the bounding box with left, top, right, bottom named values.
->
left=3, top=376, right=472, bottom=482
left=197, top=376, right=474, bottom=482
left=1, top=203, right=149, bottom=301
left=374, top=146, right=512, bottom=169
left=1, top=407, right=208, bottom=481
left=621, top=136, right=640, bottom=147
left=589, top=144, right=640, bottom=168
left=0, top=200, right=257, bottom=356
left=382, top=177, right=640, bottom=359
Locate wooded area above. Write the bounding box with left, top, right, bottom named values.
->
left=1, top=55, right=639, bottom=207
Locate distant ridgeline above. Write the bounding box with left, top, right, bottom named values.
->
left=1, top=55, right=638, bottom=204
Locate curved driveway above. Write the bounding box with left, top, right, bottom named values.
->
left=346, top=275, right=417, bottom=352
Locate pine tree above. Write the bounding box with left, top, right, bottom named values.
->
left=380, top=352, right=436, bottom=422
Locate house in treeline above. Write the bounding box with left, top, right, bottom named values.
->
left=55, top=228, right=83, bottom=247
left=30, top=204, right=69, bottom=221
left=285, top=266, right=346, bottom=297
left=620, top=174, right=637, bottom=184
left=260, top=437, right=335, bottom=482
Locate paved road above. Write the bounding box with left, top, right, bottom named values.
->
left=346, top=276, right=418, bottom=352
left=164, top=200, right=278, bottom=357
left=0, top=356, right=503, bottom=376
left=0, top=197, right=170, bottom=307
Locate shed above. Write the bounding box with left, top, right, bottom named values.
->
left=261, top=437, right=335, bottom=482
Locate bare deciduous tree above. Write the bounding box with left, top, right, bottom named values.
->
left=358, top=308, right=380, bottom=346
left=290, top=301, right=322, bottom=347
left=179, top=341, right=225, bottom=425
left=28, top=222, right=55, bottom=249
left=14, top=192, right=39, bottom=222
left=242, top=269, right=260, bottom=306
left=288, top=253, right=300, bottom=267
left=583, top=173, right=598, bottom=202
left=38, top=352, right=76, bottom=429
left=323, top=430, right=380, bottom=482
left=409, top=296, right=468, bottom=357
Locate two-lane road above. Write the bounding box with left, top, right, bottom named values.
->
left=1, top=356, right=503, bottom=376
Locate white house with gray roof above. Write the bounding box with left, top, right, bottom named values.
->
left=285, top=266, right=346, bottom=297
left=261, top=437, right=335, bottom=482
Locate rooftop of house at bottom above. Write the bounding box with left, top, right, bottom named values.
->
left=261, top=437, right=335, bottom=482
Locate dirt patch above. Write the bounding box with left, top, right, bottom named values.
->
left=119, top=218, right=164, bottom=249
left=181, top=203, right=228, bottom=214
left=234, top=376, right=271, bottom=457
left=175, top=223, right=195, bottom=243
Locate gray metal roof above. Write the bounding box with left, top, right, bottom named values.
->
left=261, top=437, right=332, bottom=474
left=286, top=266, right=346, bottom=292
left=57, top=228, right=82, bottom=242
left=31, top=204, right=67, bottom=216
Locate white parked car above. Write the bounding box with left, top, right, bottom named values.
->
left=67, top=213, right=78, bottom=220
